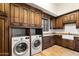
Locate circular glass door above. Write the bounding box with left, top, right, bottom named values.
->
left=33, top=40, right=41, bottom=49
left=14, top=42, right=28, bottom=56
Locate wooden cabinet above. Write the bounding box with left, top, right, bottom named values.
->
left=53, top=35, right=62, bottom=46
left=43, top=36, right=55, bottom=50
left=63, top=11, right=77, bottom=24
left=29, top=8, right=35, bottom=27
left=0, top=15, right=9, bottom=56
left=63, top=15, right=70, bottom=23
left=10, top=3, right=42, bottom=28
left=29, top=8, right=42, bottom=28
left=0, top=3, right=5, bottom=12
left=23, top=8, right=30, bottom=26
left=10, top=4, right=20, bottom=25
left=10, top=4, right=30, bottom=27
left=74, top=37, right=79, bottom=51
left=50, top=17, right=56, bottom=29
left=55, top=17, right=63, bottom=29
left=69, top=12, right=77, bottom=22
left=68, top=40, right=75, bottom=49
left=50, top=36, right=55, bottom=46
left=62, top=39, right=75, bottom=49
left=0, top=19, right=5, bottom=56
left=35, top=10, right=42, bottom=27
left=50, top=16, right=63, bottom=29
left=76, top=11, right=79, bottom=28
left=43, top=36, right=50, bottom=50
left=62, top=39, right=68, bottom=48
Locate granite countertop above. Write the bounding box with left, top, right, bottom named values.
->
left=43, top=32, right=79, bottom=36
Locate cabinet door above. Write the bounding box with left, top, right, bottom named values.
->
left=75, top=40, right=79, bottom=51
left=50, top=17, right=56, bottom=29
left=68, top=12, right=76, bottom=23
left=55, top=35, right=62, bottom=46
left=10, top=4, right=14, bottom=23
left=43, top=36, right=50, bottom=50
left=29, top=8, right=35, bottom=27
left=10, top=4, right=20, bottom=25
left=70, top=13, right=76, bottom=22
left=68, top=40, right=75, bottom=49
left=35, top=11, right=41, bottom=27
left=14, top=5, right=20, bottom=23
left=0, top=19, right=4, bottom=56
left=20, top=7, right=24, bottom=25
left=62, top=39, right=69, bottom=48
left=76, top=11, right=79, bottom=28
left=49, top=36, right=55, bottom=47
left=56, top=17, right=63, bottom=29
left=63, top=14, right=70, bottom=24
left=74, top=37, right=79, bottom=51
left=23, top=8, right=29, bottom=26
left=0, top=3, right=5, bottom=12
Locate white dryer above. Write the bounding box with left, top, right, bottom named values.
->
left=12, top=36, right=30, bottom=56
left=31, top=35, right=42, bottom=55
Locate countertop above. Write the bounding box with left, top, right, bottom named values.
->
left=43, top=32, right=79, bottom=37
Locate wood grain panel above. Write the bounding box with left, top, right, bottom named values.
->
left=0, top=19, right=4, bottom=56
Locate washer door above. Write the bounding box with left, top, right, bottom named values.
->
left=32, top=39, right=41, bottom=50
left=13, top=42, right=28, bottom=56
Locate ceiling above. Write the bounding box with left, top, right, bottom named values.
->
left=27, top=3, right=79, bottom=17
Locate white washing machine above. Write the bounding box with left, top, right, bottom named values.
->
left=31, top=35, right=42, bottom=55
left=12, top=36, right=30, bottom=56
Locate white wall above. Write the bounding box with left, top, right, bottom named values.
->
left=50, top=23, right=79, bottom=34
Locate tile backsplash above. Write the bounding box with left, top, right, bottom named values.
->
left=44, top=23, right=79, bottom=36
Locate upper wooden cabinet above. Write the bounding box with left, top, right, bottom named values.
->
left=50, top=17, right=56, bottom=29
left=55, top=16, right=64, bottom=29
left=35, top=10, right=42, bottom=27
left=63, top=11, right=78, bottom=24
left=29, top=8, right=42, bottom=28
left=76, top=11, right=79, bottom=28
left=10, top=3, right=42, bottom=28
left=23, top=7, right=29, bottom=27
left=63, top=14, right=70, bottom=23
left=0, top=4, right=5, bottom=12
left=29, top=8, right=35, bottom=27
left=10, top=4, right=20, bottom=25
left=50, top=16, right=63, bottom=29
left=51, top=11, right=79, bottom=29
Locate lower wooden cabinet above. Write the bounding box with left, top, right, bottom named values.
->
left=74, top=37, right=79, bottom=51
left=43, top=35, right=75, bottom=51
left=53, top=35, right=62, bottom=46
left=43, top=36, right=55, bottom=50
left=62, top=39, right=75, bottom=49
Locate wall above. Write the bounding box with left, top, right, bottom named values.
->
left=50, top=23, right=79, bottom=33
left=50, top=23, right=79, bottom=40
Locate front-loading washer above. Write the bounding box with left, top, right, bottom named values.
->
left=31, top=35, right=42, bottom=55
left=12, top=36, right=30, bottom=56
